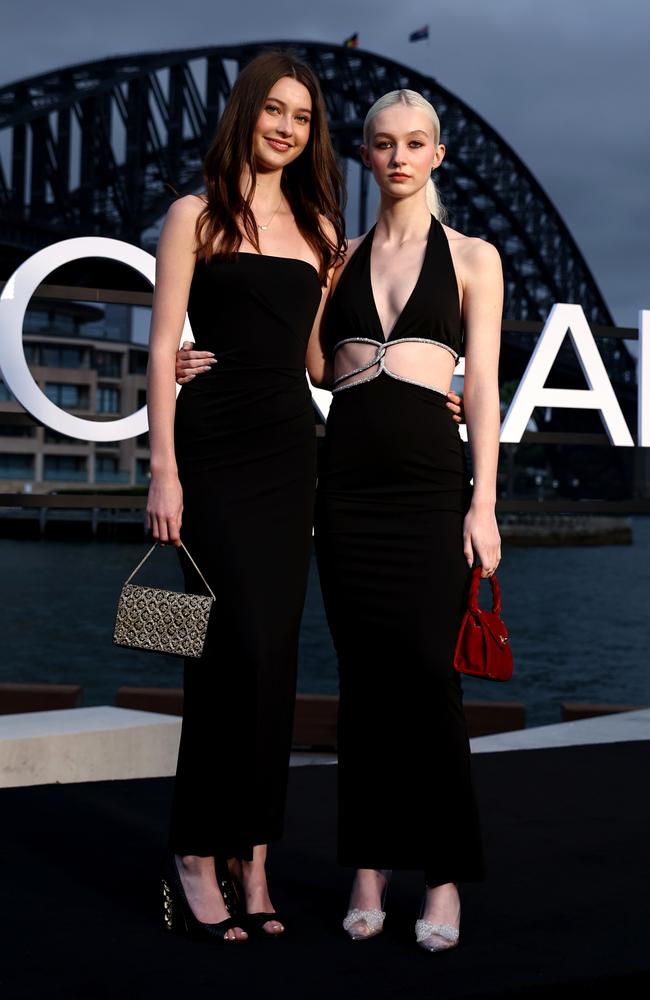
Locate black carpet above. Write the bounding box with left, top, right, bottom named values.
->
left=1, top=742, right=649, bottom=1000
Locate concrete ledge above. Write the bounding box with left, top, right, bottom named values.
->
left=3, top=704, right=650, bottom=787
left=470, top=708, right=650, bottom=754
left=0, top=706, right=181, bottom=788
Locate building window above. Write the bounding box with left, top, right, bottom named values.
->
left=137, top=389, right=147, bottom=409
left=0, top=454, right=34, bottom=479
left=96, top=456, right=119, bottom=475
left=44, top=428, right=76, bottom=444
left=135, top=458, right=150, bottom=484
left=129, top=350, right=148, bottom=375
left=0, top=380, right=15, bottom=402
left=41, top=346, right=85, bottom=368
left=95, top=455, right=128, bottom=483
left=43, top=455, right=87, bottom=482
left=96, top=386, right=121, bottom=414
left=23, top=309, right=52, bottom=333
left=44, top=383, right=88, bottom=409
left=51, top=314, right=75, bottom=335
left=95, top=351, right=122, bottom=378
left=0, top=423, right=35, bottom=438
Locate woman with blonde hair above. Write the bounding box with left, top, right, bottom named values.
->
left=309, top=88, right=502, bottom=952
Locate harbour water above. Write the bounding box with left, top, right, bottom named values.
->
left=1, top=519, right=649, bottom=727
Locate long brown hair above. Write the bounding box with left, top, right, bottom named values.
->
left=195, top=51, right=346, bottom=284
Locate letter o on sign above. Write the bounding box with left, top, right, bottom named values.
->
left=0, top=237, right=193, bottom=442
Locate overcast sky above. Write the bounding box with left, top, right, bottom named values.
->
left=2, top=0, right=648, bottom=326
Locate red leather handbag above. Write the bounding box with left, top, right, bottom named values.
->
left=453, top=567, right=513, bottom=681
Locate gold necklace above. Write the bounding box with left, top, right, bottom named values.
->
left=256, top=195, right=283, bottom=231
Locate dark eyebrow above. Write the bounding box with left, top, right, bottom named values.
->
left=373, top=129, right=430, bottom=139
left=265, top=95, right=312, bottom=114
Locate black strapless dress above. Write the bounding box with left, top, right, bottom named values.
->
left=314, top=218, right=484, bottom=884
left=169, top=253, right=321, bottom=860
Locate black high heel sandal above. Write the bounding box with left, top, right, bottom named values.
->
left=244, top=910, right=285, bottom=937
left=226, top=858, right=285, bottom=937
left=161, top=855, right=246, bottom=943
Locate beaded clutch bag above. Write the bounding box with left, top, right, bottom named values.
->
left=113, top=542, right=214, bottom=659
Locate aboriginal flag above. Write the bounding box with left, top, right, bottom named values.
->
left=344, top=33, right=359, bottom=48
left=409, top=25, right=429, bottom=42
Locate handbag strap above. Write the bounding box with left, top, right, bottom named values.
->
left=124, top=542, right=216, bottom=601
left=468, top=566, right=502, bottom=616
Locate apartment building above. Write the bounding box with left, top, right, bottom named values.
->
left=0, top=298, right=150, bottom=492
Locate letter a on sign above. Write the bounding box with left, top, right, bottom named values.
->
left=500, top=303, right=634, bottom=446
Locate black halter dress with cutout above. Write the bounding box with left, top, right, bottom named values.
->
left=315, top=217, right=484, bottom=882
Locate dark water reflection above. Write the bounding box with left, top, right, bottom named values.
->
left=1, top=519, right=648, bottom=726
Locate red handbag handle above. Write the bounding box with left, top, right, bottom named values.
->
left=468, top=566, right=502, bottom=616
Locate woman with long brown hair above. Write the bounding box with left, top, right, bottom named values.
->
left=146, top=50, right=345, bottom=943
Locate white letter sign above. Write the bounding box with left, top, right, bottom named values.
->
left=639, top=310, right=649, bottom=448
left=0, top=237, right=193, bottom=442
left=500, top=303, right=634, bottom=446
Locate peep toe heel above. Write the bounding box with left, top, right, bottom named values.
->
left=161, top=855, right=245, bottom=943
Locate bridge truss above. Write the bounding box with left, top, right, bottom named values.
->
left=0, top=41, right=638, bottom=497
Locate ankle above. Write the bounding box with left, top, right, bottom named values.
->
left=353, top=869, right=388, bottom=890
left=425, top=882, right=458, bottom=896
left=178, top=854, right=213, bottom=877
left=241, top=859, right=268, bottom=884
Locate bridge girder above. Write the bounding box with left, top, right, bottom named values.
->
left=0, top=41, right=614, bottom=332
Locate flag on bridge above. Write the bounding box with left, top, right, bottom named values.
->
left=344, top=33, right=359, bottom=48
left=409, top=25, right=429, bottom=42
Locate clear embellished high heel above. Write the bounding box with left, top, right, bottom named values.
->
left=342, top=869, right=392, bottom=941
left=415, top=883, right=461, bottom=952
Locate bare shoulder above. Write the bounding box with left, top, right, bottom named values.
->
left=443, top=224, right=501, bottom=274
left=166, top=193, right=205, bottom=226
left=158, top=195, right=206, bottom=259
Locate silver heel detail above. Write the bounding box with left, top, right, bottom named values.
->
left=415, top=921, right=459, bottom=951
left=415, top=884, right=461, bottom=952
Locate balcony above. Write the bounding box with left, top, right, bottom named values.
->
left=42, top=469, right=87, bottom=483
left=94, top=470, right=131, bottom=485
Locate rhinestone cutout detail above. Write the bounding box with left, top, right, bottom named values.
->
left=343, top=908, right=386, bottom=934
left=414, top=920, right=460, bottom=948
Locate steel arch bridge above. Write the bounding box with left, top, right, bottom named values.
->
left=0, top=40, right=614, bottom=328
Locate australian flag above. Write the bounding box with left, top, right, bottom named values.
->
left=409, top=25, right=429, bottom=42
